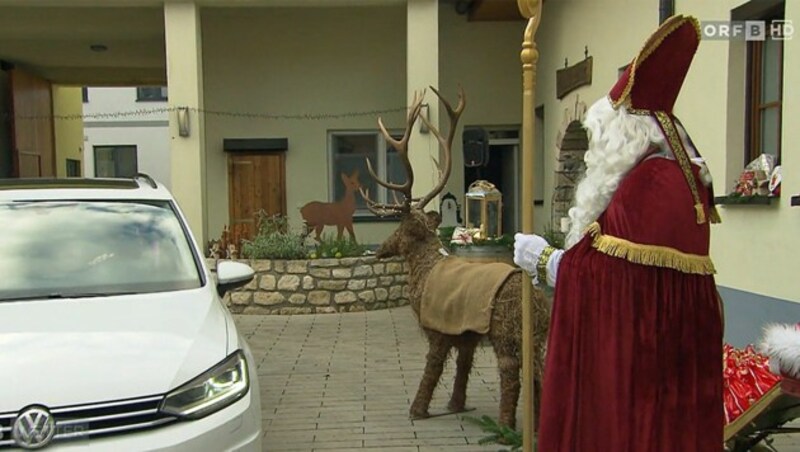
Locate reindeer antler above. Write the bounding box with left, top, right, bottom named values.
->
left=361, top=87, right=465, bottom=216
left=361, top=90, right=426, bottom=215
left=416, top=86, right=465, bottom=209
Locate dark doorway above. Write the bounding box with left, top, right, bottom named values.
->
left=464, top=142, right=518, bottom=235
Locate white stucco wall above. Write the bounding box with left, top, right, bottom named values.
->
left=201, top=5, right=536, bottom=244
left=201, top=6, right=408, bottom=245
left=82, top=86, right=171, bottom=188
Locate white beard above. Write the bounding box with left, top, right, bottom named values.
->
left=564, top=97, right=667, bottom=249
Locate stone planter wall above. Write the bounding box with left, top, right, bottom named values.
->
left=208, top=257, right=409, bottom=315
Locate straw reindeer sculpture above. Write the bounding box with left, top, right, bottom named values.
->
left=300, top=169, right=361, bottom=242
left=361, top=87, right=550, bottom=429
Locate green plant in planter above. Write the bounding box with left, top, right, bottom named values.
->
left=541, top=225, right=565, bottom=250
left=310, top=234, right=367, bottom=259
left=240, top=212, right=307, bottom=260
left=437, top=226, right=456, bottom=250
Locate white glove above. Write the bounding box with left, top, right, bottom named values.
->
left=513, top=233, right=549, bottom=274
left=513, top=233, right=563, bottom=287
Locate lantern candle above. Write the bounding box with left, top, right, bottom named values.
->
left=464, top=180, right=503, bottom=240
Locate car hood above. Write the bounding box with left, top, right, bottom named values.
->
left=0, top=287, right=229, bottom=412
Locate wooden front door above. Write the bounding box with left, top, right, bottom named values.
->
left=10, top=68, right=55, bottom=177
left=227, top=153, right=286, bottom=244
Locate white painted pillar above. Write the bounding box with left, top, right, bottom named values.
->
left=164, top=2, right=207, bottom=244
left=407, top=0, right=441, bottom=210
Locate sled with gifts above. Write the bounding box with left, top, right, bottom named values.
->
left=724, top=324, right=800, bottom=452
left=724, top=376, right=800, bottom=451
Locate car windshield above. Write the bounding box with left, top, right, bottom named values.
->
left=0, top=200, right=202, bottom=301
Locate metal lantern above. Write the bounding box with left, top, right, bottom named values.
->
left=464, top=180, right=502, bottom=239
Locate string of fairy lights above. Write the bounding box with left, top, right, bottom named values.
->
left=0, top=105, right=412, bottom=121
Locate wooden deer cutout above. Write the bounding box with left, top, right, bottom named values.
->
left=300, top=169, right=361, bottom=242
left=362, top=87, right=550, bottom=429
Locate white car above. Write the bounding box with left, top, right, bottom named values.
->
left=0, top=175, right=261, bottom=451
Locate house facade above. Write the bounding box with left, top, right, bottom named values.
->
left=82, top=86, right=172, bottom=188
left=537, top=0, right=799, bottom=345
left=0, top=0, right=797, bottom=343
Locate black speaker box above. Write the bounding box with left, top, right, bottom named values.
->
left=463, top=127, right=489, bottom=167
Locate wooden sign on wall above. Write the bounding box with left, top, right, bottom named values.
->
left=556, top=56, right=593, bottom=100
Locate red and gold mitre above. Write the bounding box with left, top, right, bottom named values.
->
left=607, top=15, right=720, bottom=224
left=609, top=15, right=701, bottom=115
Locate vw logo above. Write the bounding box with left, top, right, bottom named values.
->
left=11, top=406, right=56, bottom=449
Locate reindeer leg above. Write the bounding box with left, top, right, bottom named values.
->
left=314, top=225, right=324, bottom=242
left=336, top=225, right=344, bottom=240
left=410, top=333, right=451, bottom=420
left=448, top=334, right=480, bottom=412
left=493, top=344, right=521, bottom=430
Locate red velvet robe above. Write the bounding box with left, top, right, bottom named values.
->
left=538, top=157, right=724, bottom=452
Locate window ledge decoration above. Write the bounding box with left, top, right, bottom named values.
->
left=721, top=155, right=782, bottom=206
left=445, top=226, right=514, bottom=250
left=715, top=194, right=779, bottom=206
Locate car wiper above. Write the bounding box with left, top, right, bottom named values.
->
left=0, top=292, right=138, bottom=302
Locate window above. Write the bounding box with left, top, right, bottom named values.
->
left=136, top=86, right=168, bottom=102
left=94, top=145, right=137, bottom=178
left=329, top=132, right=403, bottom=216
left=745, top=6, right=784, bottom=163
left=66, top=159, right=81, bottom=177
left=81, top=87, right=89, bottom=103
left=0, top=200, right=201, bottom=301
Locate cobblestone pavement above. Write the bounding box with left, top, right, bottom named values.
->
left=235, top=307, right=800, bottom=452
left=236, top=307, right=511, bottom=451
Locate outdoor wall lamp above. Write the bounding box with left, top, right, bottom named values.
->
left=177, top=107, right=191, bottom=137
left=419, top=103, right=430, bottom=134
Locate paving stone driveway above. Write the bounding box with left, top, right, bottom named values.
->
left=235, top=306, right=511, bottom=451
left=235, top=306, right=800, bottom=452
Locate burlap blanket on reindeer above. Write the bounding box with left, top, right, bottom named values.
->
left=421, top=258, right=520, bottom=335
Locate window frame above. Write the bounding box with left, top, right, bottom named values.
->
left=327, top=130, right=401, bottom=218
left=93, top=145, right=138, bottom=178
left=745, top=11, right=784, bottom=164
left=136, top=86, right=168, bottom=102
left=65, top=158, right=81, bottom=177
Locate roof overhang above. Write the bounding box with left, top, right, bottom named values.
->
left=0, top=0, right=404, bottom=86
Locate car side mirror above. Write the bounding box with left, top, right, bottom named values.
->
left=216, top=260, right=255, bottom=297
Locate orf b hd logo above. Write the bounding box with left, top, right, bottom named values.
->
left=701, top=20, right=794, bottom=41
left=770, top=20, right=794, bottom=40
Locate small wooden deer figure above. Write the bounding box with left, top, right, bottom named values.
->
left=362, top=87, right=550, bottom=429
left=300, top=169, right=361, bottom=242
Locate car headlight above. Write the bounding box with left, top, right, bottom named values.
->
left=160, top=350, right=249, bottom=419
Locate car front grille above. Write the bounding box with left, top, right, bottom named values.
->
left=0, top=395, right=177, bottom=448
